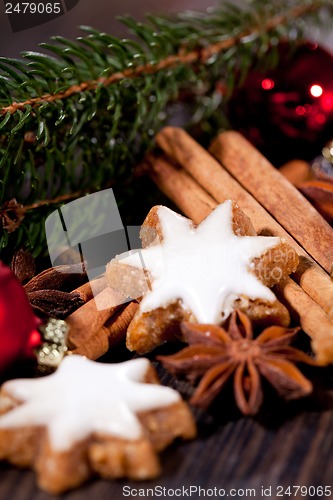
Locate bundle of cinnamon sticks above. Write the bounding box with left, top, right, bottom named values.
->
left=67, top=276, right=138, bottom=359
left=144, top=127, right=333, bottom=365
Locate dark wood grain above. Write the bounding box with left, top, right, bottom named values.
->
left=1, top=356, right=333, bottom=500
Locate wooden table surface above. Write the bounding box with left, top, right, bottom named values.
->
left=1, top=348, right=333, bottom=500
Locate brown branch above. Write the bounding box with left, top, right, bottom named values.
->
left=0, top=2, right=323, bottom=116
left=0, top=186, right=109, bottom=233
left=24, top=190, right=91, bottom=211
left=0, top=192, right=85, bottom=233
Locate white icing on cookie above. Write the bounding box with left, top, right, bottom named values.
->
left=118, top=201, right=280, bottom=323
left=0, top=356, right=180, bottom=451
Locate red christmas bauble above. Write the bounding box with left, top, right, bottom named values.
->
left=227, top=42, right=333, bottom=166
left=0, top=262, right=41, bottom=374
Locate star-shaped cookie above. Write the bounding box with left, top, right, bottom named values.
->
left=0, top=355, right=196, bottom=494
left=107, top=201, right=298, bottom=353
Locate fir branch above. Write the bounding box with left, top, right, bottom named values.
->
left=0, top=0, right=332, bottom=260
left=0, top=1, right=323, bottom=116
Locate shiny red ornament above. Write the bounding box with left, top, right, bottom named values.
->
left=227, top=42, right=333, bottom=166
left=0, top=262, right=41, bottom=374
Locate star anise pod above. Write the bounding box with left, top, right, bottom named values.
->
left=0, top=199, right=25, bottom=233
left=158, top=310, right=315, bottom=415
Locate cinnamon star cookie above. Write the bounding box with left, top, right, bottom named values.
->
left=107, top=201, right=298, bottom=353
left=0, top=355, right=196, bottom=494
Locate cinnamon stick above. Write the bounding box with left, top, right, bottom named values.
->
left=73, top=274, right=108, bottom=303
left=298, top=180, right=333, bottom=224
left=67, top=286, right=127, bottom=349
left=147, top=141, right=333, bottom=363
left=155, top=127, right=333, bottom=318
left=209, top=130, right=333, bottom=275
left=145, top=153, right=217, bottom=224
left=71, top=302, right=139, bottom=360
left=279, top=160, right=311, bottom=185
left=275, top=278, right=333, bottom=366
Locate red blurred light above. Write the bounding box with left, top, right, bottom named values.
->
left=261, top=78, right=275, bottom=90
left=315, top=113, right=326, bottom=124
left=310, top=84, right=323, bottom=97
left=321, top=92, right=333, bottom=112
left=28, top=330, right=41, bottom=349
left=296, top=106, right=305, bottom=116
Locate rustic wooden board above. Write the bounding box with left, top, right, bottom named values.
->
left=1, top=352, right=333, bottom=500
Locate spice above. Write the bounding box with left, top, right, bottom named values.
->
left=11, top=249, right=36, bottom=284
left=154, top=127, right=333, bottom=312
left=148, top=127, right=333, bottom=364
left=70, top=301, right=139, bottom=360
left=24, top=263, right=87, bottom=294
left=158, top=310, right=314, bottom=415
left=298, top=179, right=333, bottom=224
left=0, top=199, right=25, bottom=233
left=27, top=289, right=84, bottom=319
left=12, top=262, right=88, bottom=318
left=209, top=130, right=333, bottom=275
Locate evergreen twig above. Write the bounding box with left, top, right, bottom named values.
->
left=0, top=1, right=322, bottom=115
left=0, top=0, right=332, bottom=259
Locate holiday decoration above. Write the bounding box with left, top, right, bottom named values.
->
left=36, top=319, right=69, bottom=370
left=228, top=42, right=333, bottom=166
left=312, top=139, right=333, bottom=178
left=0, top=263, right=41, bottom=374
left=0, top=1, right=332, bottom=261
